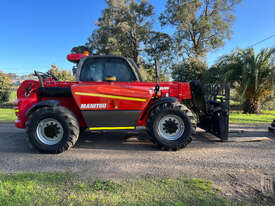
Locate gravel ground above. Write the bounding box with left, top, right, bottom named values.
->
left=0, top=123, right=275, bottom=203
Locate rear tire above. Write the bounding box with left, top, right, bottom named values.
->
left=26, top=106, right=79, bottom=154
left=147, top=102, right=196, bottom=151
left=79, top=127, right=88, bottom=138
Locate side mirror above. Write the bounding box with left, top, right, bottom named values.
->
left=105, top=76, right=117, bottom=82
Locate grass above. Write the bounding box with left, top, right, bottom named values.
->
left=229, top=111, right=275, bottom=124
left=1, top=90, right=274, bottom=124
left=0, top=91, right=17, bottom=122
left=262, top=110, right=275, bottom=115
left=0, top=108, right=16, bottom=122
left=0, top=172, right=246, bottom=206
left=0, top=90, right=17, bottom=108
left=0, top=107, right=274, bottom=124
left=8, top=90, right=17, bottom=103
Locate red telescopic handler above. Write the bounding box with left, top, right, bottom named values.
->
left=14, top=53, right=230, bottom=153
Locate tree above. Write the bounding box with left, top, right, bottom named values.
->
left=84, top=0, right=154, bottom=65
left=171, top=59, right=207, bottom=82
left=201, top=64, right=225, bottom=83
left=144, top=31, right=173, bottom=75
left=218, top=48, right=275, bottom=114
left=160, top=0, right=241, bottom=61
left=71, top=45, right=90, bottom=54
left=72, top=0, right=174, bottom=80
left=0, top=71, right=12, bottom=103
left=140, top=65, right=169, bottom=82
left=48, top=65, right=75, bottom=81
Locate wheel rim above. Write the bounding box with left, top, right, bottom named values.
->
left=36, top=118, right=64, bottom=145
left=157, top=114, right=185, bottom=141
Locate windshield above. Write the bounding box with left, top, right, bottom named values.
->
left=80, top=57, right=137, bottom=82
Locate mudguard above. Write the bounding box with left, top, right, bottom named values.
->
left=26, top=100, right=60, bottom=116
left=148, top=97, right=178, bottom=112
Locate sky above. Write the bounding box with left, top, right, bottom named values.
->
left=0, top=0, right=274, bottom=75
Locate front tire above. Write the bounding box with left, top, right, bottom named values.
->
left=26, top=106, right=79, bottom=153
left=147, top=103, right=196, bottom=151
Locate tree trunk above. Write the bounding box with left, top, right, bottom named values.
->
left=243, top=100, right=261, bottom=114
left=132, top=38, right=139, bottom=65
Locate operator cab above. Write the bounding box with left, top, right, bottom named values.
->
left=67, top=53, right=142, bottom=82
left=79, top=56, right=138, bottom=82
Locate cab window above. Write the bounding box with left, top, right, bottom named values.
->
left=80, top=57, right=136, bottom=82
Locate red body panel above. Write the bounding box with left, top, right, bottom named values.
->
left=71, top=84, right=152, bottom=111
left=15, top=93, right=38, bottom=128
left=67, top=53, right=87, bottom=63
left=15, top=78, right=192, bottom=129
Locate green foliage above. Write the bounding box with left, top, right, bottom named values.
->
left=83, top=0, right=154, bottom=65
left=140, top=63, right=169, bottom=82
left=0, top=71, right=12, bottom=103
left=71, top=0, right=242, bottom=79
left=0, top=172, right=246, bottom=206
left=201, top=65, right=224, bottom=83
left=171, top=59, right=207, bottom=82
left=71, top=45, right=90, bottom=54
left=262, top=110, right=275, bottom=115
left=139, top=66, right=152, bottom=81
left=0, top=90, right=10, bottom=103
left=229, top=111, right=274, bottom=123
left=144, top=31, right=174, bottom=68
left=160, top=0, right=241, bottom=60
left=8, top=90, right=17, bottom=104
left=48, top=64, right=75, bottom=81
left=218, top=47, right=275, bottom=113
left=72, top=0, right=173, bottom=78
left=91, top=180, right=123, bottom=192
left=0, top=109, right=16, bottom=122
left=262, top=96, right=275, bottom=110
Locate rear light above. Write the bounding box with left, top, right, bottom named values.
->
left=14, top=107, right=19, bottom=116
left=14, top=99, right=20, bottom=115
left=67, top=53, right=87, bottom=63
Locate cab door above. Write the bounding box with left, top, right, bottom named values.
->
left=72, top=56, right=152, bottom=130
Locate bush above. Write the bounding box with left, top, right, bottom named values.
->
left=201, top=65, right=225, bottom=84
left=0, top=71, right=12, bottom=103
left=48, top=65, right=75, bottom=81
left=0, top=90, right=11, bottom=103
left=171, top=59, right=207, bottom=82
left=139, top=64, right=169, bottom=82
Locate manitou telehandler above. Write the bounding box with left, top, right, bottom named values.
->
left=14, top=53, right=229, bottom=153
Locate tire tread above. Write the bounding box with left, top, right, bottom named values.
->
left=26, top=106, right=79, bottom=154
left=147, top=102, right=196, bottom=151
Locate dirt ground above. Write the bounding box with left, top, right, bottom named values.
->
left=0, top=123, right=274, bottom=205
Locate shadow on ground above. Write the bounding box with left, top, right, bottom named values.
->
left=75, top=131, right=157, bottom=151
left=0, top=123, right=274, bottom=153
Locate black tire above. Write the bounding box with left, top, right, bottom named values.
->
left=78, top=127, right=88, bottom=138
left=80, top=127, right=87, bottom=134
left=147, top=102, right=196, bottom=151
left=26, top=106, right=79, bottom=154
